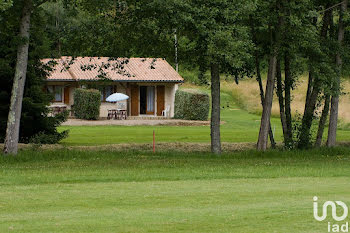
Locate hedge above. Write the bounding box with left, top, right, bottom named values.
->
left=73, top=88, right=101, bottom=120
left=174, top=89, right=209, bottom=121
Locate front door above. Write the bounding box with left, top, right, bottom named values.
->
left=140, top=86, right=155, bottom=115
left=131, top=85, right=139, bottom=116
left=157, top=86, right=165, bottom=116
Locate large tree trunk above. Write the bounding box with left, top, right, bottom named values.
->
left=210, top=63, right=221, bottom=154
left=276, top=59, right=288, bottom=143
left=315, top=94, right=330, bottom=147
left=327, top=0, right=347, bottom=147
left=4, top=0, right=33, bottom=155
left=257, top=55, right=277, bottom=151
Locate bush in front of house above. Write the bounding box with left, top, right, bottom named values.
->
left=174, top=89, right=209, bottom=121
left=73, top=88, right=101, bottom=120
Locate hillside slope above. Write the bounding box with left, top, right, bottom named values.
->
left=219, top=75, right=350, bottom=124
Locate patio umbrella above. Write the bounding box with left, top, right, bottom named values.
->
left=106, top=93, right=129, bottom=102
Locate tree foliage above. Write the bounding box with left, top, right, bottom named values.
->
left=0, top=0, right=68, bottom=144
left=2, top=0, right=349, bottom=153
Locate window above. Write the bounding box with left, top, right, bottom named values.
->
left=47, top=85, right=63, bottom=102
left=100, top=86, right=115, bottom=102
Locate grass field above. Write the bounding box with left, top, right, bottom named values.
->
left=12, top=78, right=349, bottom=232
left=1, top=148, right=350, bottom=232
left=59, top=84, right=350, bottom=146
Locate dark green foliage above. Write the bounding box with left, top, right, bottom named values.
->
left=289, top=113, right=317, bottom=149
left=0, top=1, right=68, bottom=144
left=73, top=88, right=101, bottom=120
left=174, top=89, right=209, bottom=121
left=29, top=113, right=69, bottom=144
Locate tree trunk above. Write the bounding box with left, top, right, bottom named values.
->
left=304, top=72, right=313, bottom=111
left=210, top=63, right=221, bottom=154
left=276, top=59, right=288, bottom=143
left=3, top=0, right=32, bottom=155
left=297, top=72, right=320, bottom=149
left=315, top=94, right=330, bottom=147
left=174, top=29, right=178, bottom=72
left=256, top=57, right=276, bottom=149
left=284, top=54, right=293, bottom=145
left=257, top=54, right=277, bottom=151
left=327, top=0, right=347, bottom=147
left=250, top=16, right=276, bottom=148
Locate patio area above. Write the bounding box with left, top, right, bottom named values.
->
left=61, top=118, right=214, bottom=126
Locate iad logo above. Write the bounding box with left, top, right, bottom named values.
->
left=314, top=196, right=348, bottom=221
left=313, top=196, right=349, bottom=232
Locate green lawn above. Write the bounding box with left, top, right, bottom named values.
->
left=59, top=89, right=350, bottom=146
left=1, top=148, right=350, bottom=232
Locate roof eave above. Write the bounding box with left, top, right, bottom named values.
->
left=46, top=79, right=184, bottom=83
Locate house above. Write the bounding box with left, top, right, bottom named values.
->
left=42, top=57, right=184, bottom=118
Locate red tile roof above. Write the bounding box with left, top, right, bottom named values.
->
left=42, top=57, right=184, bottom=83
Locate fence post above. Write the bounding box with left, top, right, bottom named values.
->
left=153, top=130, right=155, bottom=153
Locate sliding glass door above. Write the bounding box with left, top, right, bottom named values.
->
left=146, top=86, right=155, bottom=114
left=140, top=86, right=155, bottom=115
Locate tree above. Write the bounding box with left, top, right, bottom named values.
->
left=187, top=0, right=254, bottom=154
left=297, top=1, right=343, bottom=149
left=327, top=0, right=348, bottom=147
left=0, top=0, right=68, bottom=145
left=256, top=1, right=282, bottom=151
left=257, top=54, right=277, bottom=150
left=3, top=0, right=33, bottom=154
left=255, top=0, right=319, bottom=149
left=210, top=63, right=221, bottom=154
left=132, top=0, right=254, bottom=154
left=249, top=15, right=276, bottom=148
left=2, top=0, right=72, bottom=154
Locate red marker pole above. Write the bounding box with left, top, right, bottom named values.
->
left=153, top=130, right=155, bottom=153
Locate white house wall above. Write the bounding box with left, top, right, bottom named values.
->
left=165, top=83, right=177, bottom=117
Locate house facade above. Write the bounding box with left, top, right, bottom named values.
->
left=43, top=57, right=184, bottom=118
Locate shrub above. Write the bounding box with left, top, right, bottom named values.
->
left=29, top=130, right=69, bottom=145
left=174, top=89, right=209, bottom=121
left=28, top=110, right=69, bottom=144
left=74, top=88, right=101, bottom=120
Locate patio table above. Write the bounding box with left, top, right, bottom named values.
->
left=108, top=109, right=127, bottom=120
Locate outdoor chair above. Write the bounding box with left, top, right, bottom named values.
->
left=162, top=105, right=170, bottom=118
left=107, top=109, right=116, bottom=120
left=115, top=110, right=122, bottom=120
left=120, top=110, right=127, bottom=120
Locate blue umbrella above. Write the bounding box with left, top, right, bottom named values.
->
left=106, top=93, right=129, bottom=102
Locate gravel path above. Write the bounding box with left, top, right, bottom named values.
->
left=61, top=118, right=212, bottom=126
left=0, top=142, right=256, bottom=152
